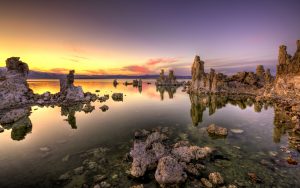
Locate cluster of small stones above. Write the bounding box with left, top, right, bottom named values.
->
left=128, top=127, right=237, bottom=187
left=57, top=147, right=114, bottom=188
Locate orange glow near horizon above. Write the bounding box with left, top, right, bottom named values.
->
left=0, top=37, right=150, bottom=75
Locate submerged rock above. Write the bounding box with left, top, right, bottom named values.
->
left=155, top=156, right=187, bottom=185
left=247, top=172, right=263, bottom=184
left=58, top=172, right=72, bottom=182
left=208, top=172, right=224, bottom=185
left=207, top=124, right=228, bottom=136
left=73, top=166, right=84, bottom=175
left=201, top=178, right=213, bottom=188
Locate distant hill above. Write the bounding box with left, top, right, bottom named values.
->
left=28, top=70, right=191, bottom=79
left=0, top=67, right=191, bottom=79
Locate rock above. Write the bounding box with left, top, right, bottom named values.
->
left=184, top=164, right=200, bottom=176
left=207, top=124, right=228, bottom=136
left=247, top=172, right=262, bottom=183
left=99, top=105, right=109, bottom=112
left=82, top=103, right=95, bottom=113
left=0, top=126, right=4, bottom=133
left=172, top=146, right=194, bottom=162
left=130, top=185, right=144, bottom=188
left=100, top=181, right=111, bottom=188
left=58, top=172, right=72, bottom=182
left=62, top=155, right=70, bottom=162
left=95, top=90, right=100, bottom=92
left=201, top=178, right=213, bottom=188
left=190, top=55, right=272, bottom=94
left=172, top=145, right=213, bottom=163
left=230, top=129, right=244, bottom=134
left=0, top=107, right=30, bottom=124
left=99, top=95, right=109, bottom=102
left=145, top=131, right=167, bottom=147
left=273, top=40, right=300, bottom=100
left=152, top=142, right=167, bottom=159
left=73, top=166, right=84, bottom=175
left=174, top=140, right=190, bottom=148
left=113, top=79, right=118, bottom=86
left=191, top=146, right=213, bottom=160
left=59, top=71, right=85, bottom=102
left=134, top=129, right=150, bottom=138
left=93, top=174, right=107, bottom=183
left=0, top=57, right=33, bottom=109
left=256, top=65, right=265, bottom=78
left=40, top=147, right=50, bottom=152
left=112, top=93, right=123, bottom=101
left=208, top=172, right=224, bottom=185
left=286, top=156, right=298, bottom=165
left=228, top=185, right=237, bottom=188
left=130, top=141, right=157, bottom=177
left=87, top=161, right=98, bottom=170
left=155, top=156, right=187, bottom=184
left=155, top=69, right=182, bottom=86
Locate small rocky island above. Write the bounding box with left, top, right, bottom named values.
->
left=190, top=56, right=273, bottom=95
left=155, top=69, right=183, bottom=86
left=0, top=57, right=98, bottom=111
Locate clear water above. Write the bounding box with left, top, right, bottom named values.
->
left=0, top=79, right=299, bottom=188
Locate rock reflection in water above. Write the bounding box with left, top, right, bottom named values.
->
left=189, top=93, right=300, bottom=149
left=189, top=94, right=260, bottom=126
left=61, top=103, right=94, bottom=129
left=0, top=107, right=32, bottom=140
left=156, top=86, right=178, bottom=100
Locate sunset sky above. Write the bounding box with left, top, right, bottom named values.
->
left=0, top=0, right=300, bottom=75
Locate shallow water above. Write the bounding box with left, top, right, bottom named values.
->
left=0, top=79, right=299, bottom=188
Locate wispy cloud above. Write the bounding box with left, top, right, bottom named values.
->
left=146, top=58, right=178, bottom=66
left=84, top=69, right=108, bottom=75
left=122, top=65, right=151, bottom=74
left=48, top=68, right=69, bottom=74
left=61, top=55, right=89, bottom=63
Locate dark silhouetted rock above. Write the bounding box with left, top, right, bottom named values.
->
left=112, top=93, right=123, bottom=101
left=99, top=105, right=109, bottom=112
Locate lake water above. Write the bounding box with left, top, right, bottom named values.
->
left=0, top=79, right=299, bottom=188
